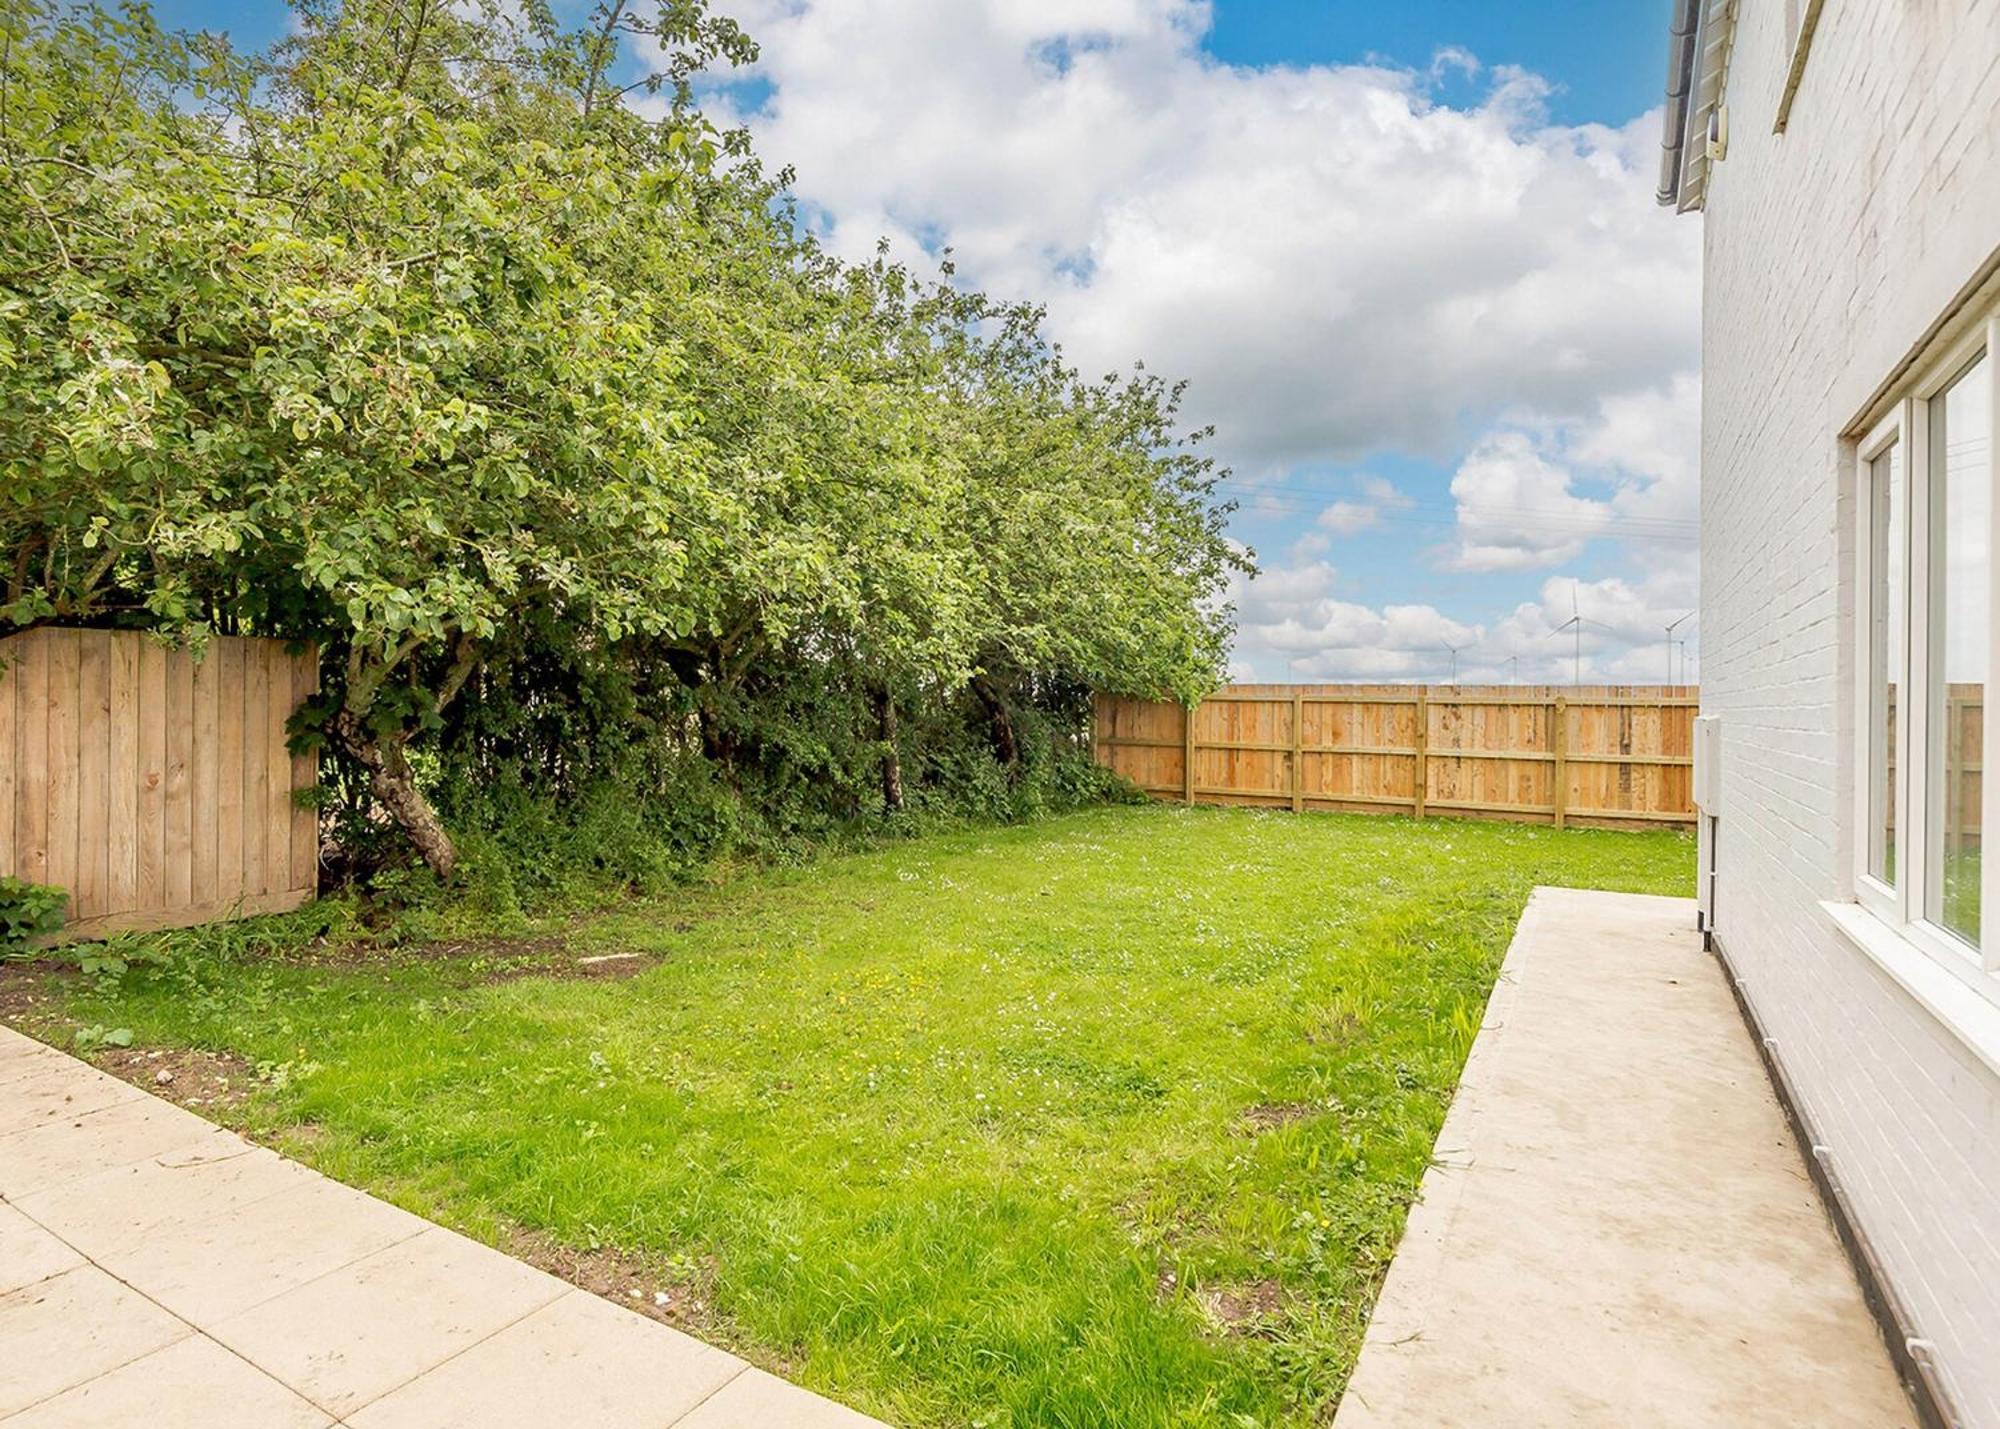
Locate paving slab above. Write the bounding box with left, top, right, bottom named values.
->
left=678, top=1368, right=888, bottom=1428
left=342, top=1289, right=746, bottom=1429
left=4, top=1336, right=332, bottom=1429
left=96, top=1173, right=430, bottom=1324
left=0, top=1022, right=886, bottom=1427
left=1333, top=887, right=1917, bottom=1429
left=0, top=1204, right=82, bottom=1297
left=0, top=1094, right=222, bottom=1199
left=0, top=1057, right=144, bottom=1137
left=0, top=1266, right=190, bottom=1417
left=0, top=1036, right=63, bottom=1087
left=12, top=1132, right=313, bottom=1256
left=207, top=1225, right=569, bottom=1418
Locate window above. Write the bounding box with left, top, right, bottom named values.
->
left=1864, top=434, right=1901, bottom=886
left=1927, top=351, right=1990, bottom=945
left=1854, top=310, right=2000, bottom=991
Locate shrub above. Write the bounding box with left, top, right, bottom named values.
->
left=0, top=878, right=68, bottom=959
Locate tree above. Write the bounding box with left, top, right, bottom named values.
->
left=1, top=0, right=1247, bottom=884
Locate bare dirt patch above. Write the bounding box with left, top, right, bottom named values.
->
left=505, top=1227, right=737, bottom=1344
left=94, top=1045, right=256, bottom=1114
left=467, top=945, right=658, bottom=986
left=281, top=932, right=564, bottom=974
left=0, top=963, right=82, bottom=1042
left=276, top=932, right=656, bottom=987
left=1238, top=1101, right=1316, bottom=1133
left=1196, top=1279, right=1286, bottom=1335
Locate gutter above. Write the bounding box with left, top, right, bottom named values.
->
left=1657, top=0, right=1701, bottom=207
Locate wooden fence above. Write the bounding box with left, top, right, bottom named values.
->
left=1093, top=684, right=1699, bottom=830
left=0, top=628, right=318, bottom=940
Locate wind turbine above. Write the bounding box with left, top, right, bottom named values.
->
left=1550, top=583, right=1585, bottom=686
left=1503, top=654, right=1520, bottom=685
left=1441, top=640, right=1468, bottom=685
left=1665, top=611, right=1695, bottom=686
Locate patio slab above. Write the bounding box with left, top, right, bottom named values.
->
left=0, top=1023, right=886, bottom=1427
left=1334, top=887, right=1915, bottom=1428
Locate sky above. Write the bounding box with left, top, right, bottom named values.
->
left=162, top=0, right=1702, bottom=686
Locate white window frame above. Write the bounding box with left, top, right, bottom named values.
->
left=1852, top=408, right=1903, bottom=926
left=1851, top=309, right=2000, bottom=1005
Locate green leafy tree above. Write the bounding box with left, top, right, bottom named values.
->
left=1, top=0, right=1247, bottom=884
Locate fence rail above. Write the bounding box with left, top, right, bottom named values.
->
left=1, top=627, right=318, bottom=940
left=1093, top=684, right=1698, bottom=830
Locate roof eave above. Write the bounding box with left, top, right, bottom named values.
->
left=1659, top=0, right=1737, bottom=214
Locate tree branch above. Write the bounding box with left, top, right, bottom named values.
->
left=580, top=0, right=627, bottom=119
left=135, top=341, right=253, bottom=370
left=394, top=0, right=433, bottom=93
left=434, top=632, right=481, bottom=712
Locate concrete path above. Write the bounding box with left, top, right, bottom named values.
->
left=0, top=1024, right=882, bottom=1428
left=1335, top=887, right=1914, bottom=1428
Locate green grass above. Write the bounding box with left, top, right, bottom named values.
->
left=12, top=804, right=1691, bottom=1427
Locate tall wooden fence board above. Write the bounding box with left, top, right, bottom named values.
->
left=1094, top=684, right=1699, bottom=830
left=1, top=629, right=318, bottom=940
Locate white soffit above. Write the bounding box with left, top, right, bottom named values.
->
left=1677, top=0, right=1739, bottom=213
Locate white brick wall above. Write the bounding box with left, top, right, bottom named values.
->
left=1700, top=1, right=2000, bottom=1422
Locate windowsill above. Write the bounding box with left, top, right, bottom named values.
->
left=1774, top=0, right=1825, bottom=133
left=1821, top=900, right=2000, bottom=1080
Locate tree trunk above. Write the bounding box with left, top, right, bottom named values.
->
left=327, top=636, right=480, bottom=882
left=875, top=684, right=904, bottom=812
left=971, top=676, right=1019, bottom=774
left=333, top=715, right=459, bottom=879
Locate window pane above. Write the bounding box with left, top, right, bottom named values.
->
left=1868, top=440, right=1902, bottom=885
left=1928, top=350, right=1990, bottom=947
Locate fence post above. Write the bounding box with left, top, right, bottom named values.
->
left=1291, top=688, right=1304, bottom=814
left=1183, top=699, right=1196, bottom=805
left=1552, top=695, right=1568, bottom=829
left=1413, top=687, right=1428, bottom=819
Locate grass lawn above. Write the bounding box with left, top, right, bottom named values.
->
left=3, top=804, right=1691, bottom=1427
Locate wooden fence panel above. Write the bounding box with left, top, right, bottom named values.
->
left=1095, top=684, right=1701, bottom=829
left=0, top=629, right=318, bottom=940
left=1091, top=693, right=1187, bottom=797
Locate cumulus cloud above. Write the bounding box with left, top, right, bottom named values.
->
left=675, top=2, right=1705, bottom=684
left=1229, top=559, right=1700, bottom=685
left=695, top=0, right=1700, bottom=472
left=1445, top=429, right=1611, bottom=571
left=1485, top=569, right=1702, bottom=684
left=1441, top=373, right=1698, bottom=572
left=1225, top=561, right=1483, bottom=682
left=1314, top=501, right=1383, bottom=536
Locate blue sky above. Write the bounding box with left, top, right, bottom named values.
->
left=157, top=0, right=1665, bottom=124
left=160, top=0, right=1700, bottom=684
left=1206, top=0, right=1662, bottom=127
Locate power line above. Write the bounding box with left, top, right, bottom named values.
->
left=1213, top=493, right=1699, bottom=543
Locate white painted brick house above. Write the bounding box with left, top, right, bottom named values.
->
left=1661, top=2, right=2000, bottom=1424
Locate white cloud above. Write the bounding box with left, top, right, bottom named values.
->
left=1355, top=475, right=1414, bottom=509
left=1315, top=500, right=1382, bottom=536
left=697, top=0, right=1700, bottom=472
left=1228, top=544, right=1701, bottom=686
left=1436, top=370, right=1698, bottom=575
left=1485, top=569, right=1701, bottom=685
left=1444, top=428, right=1611, bottom=571
left=1226, top=560, right=1482, bottom=681
left=1284, top=474, right=1413, bottom=557
left=675, top=3, right=1706, bottom=685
